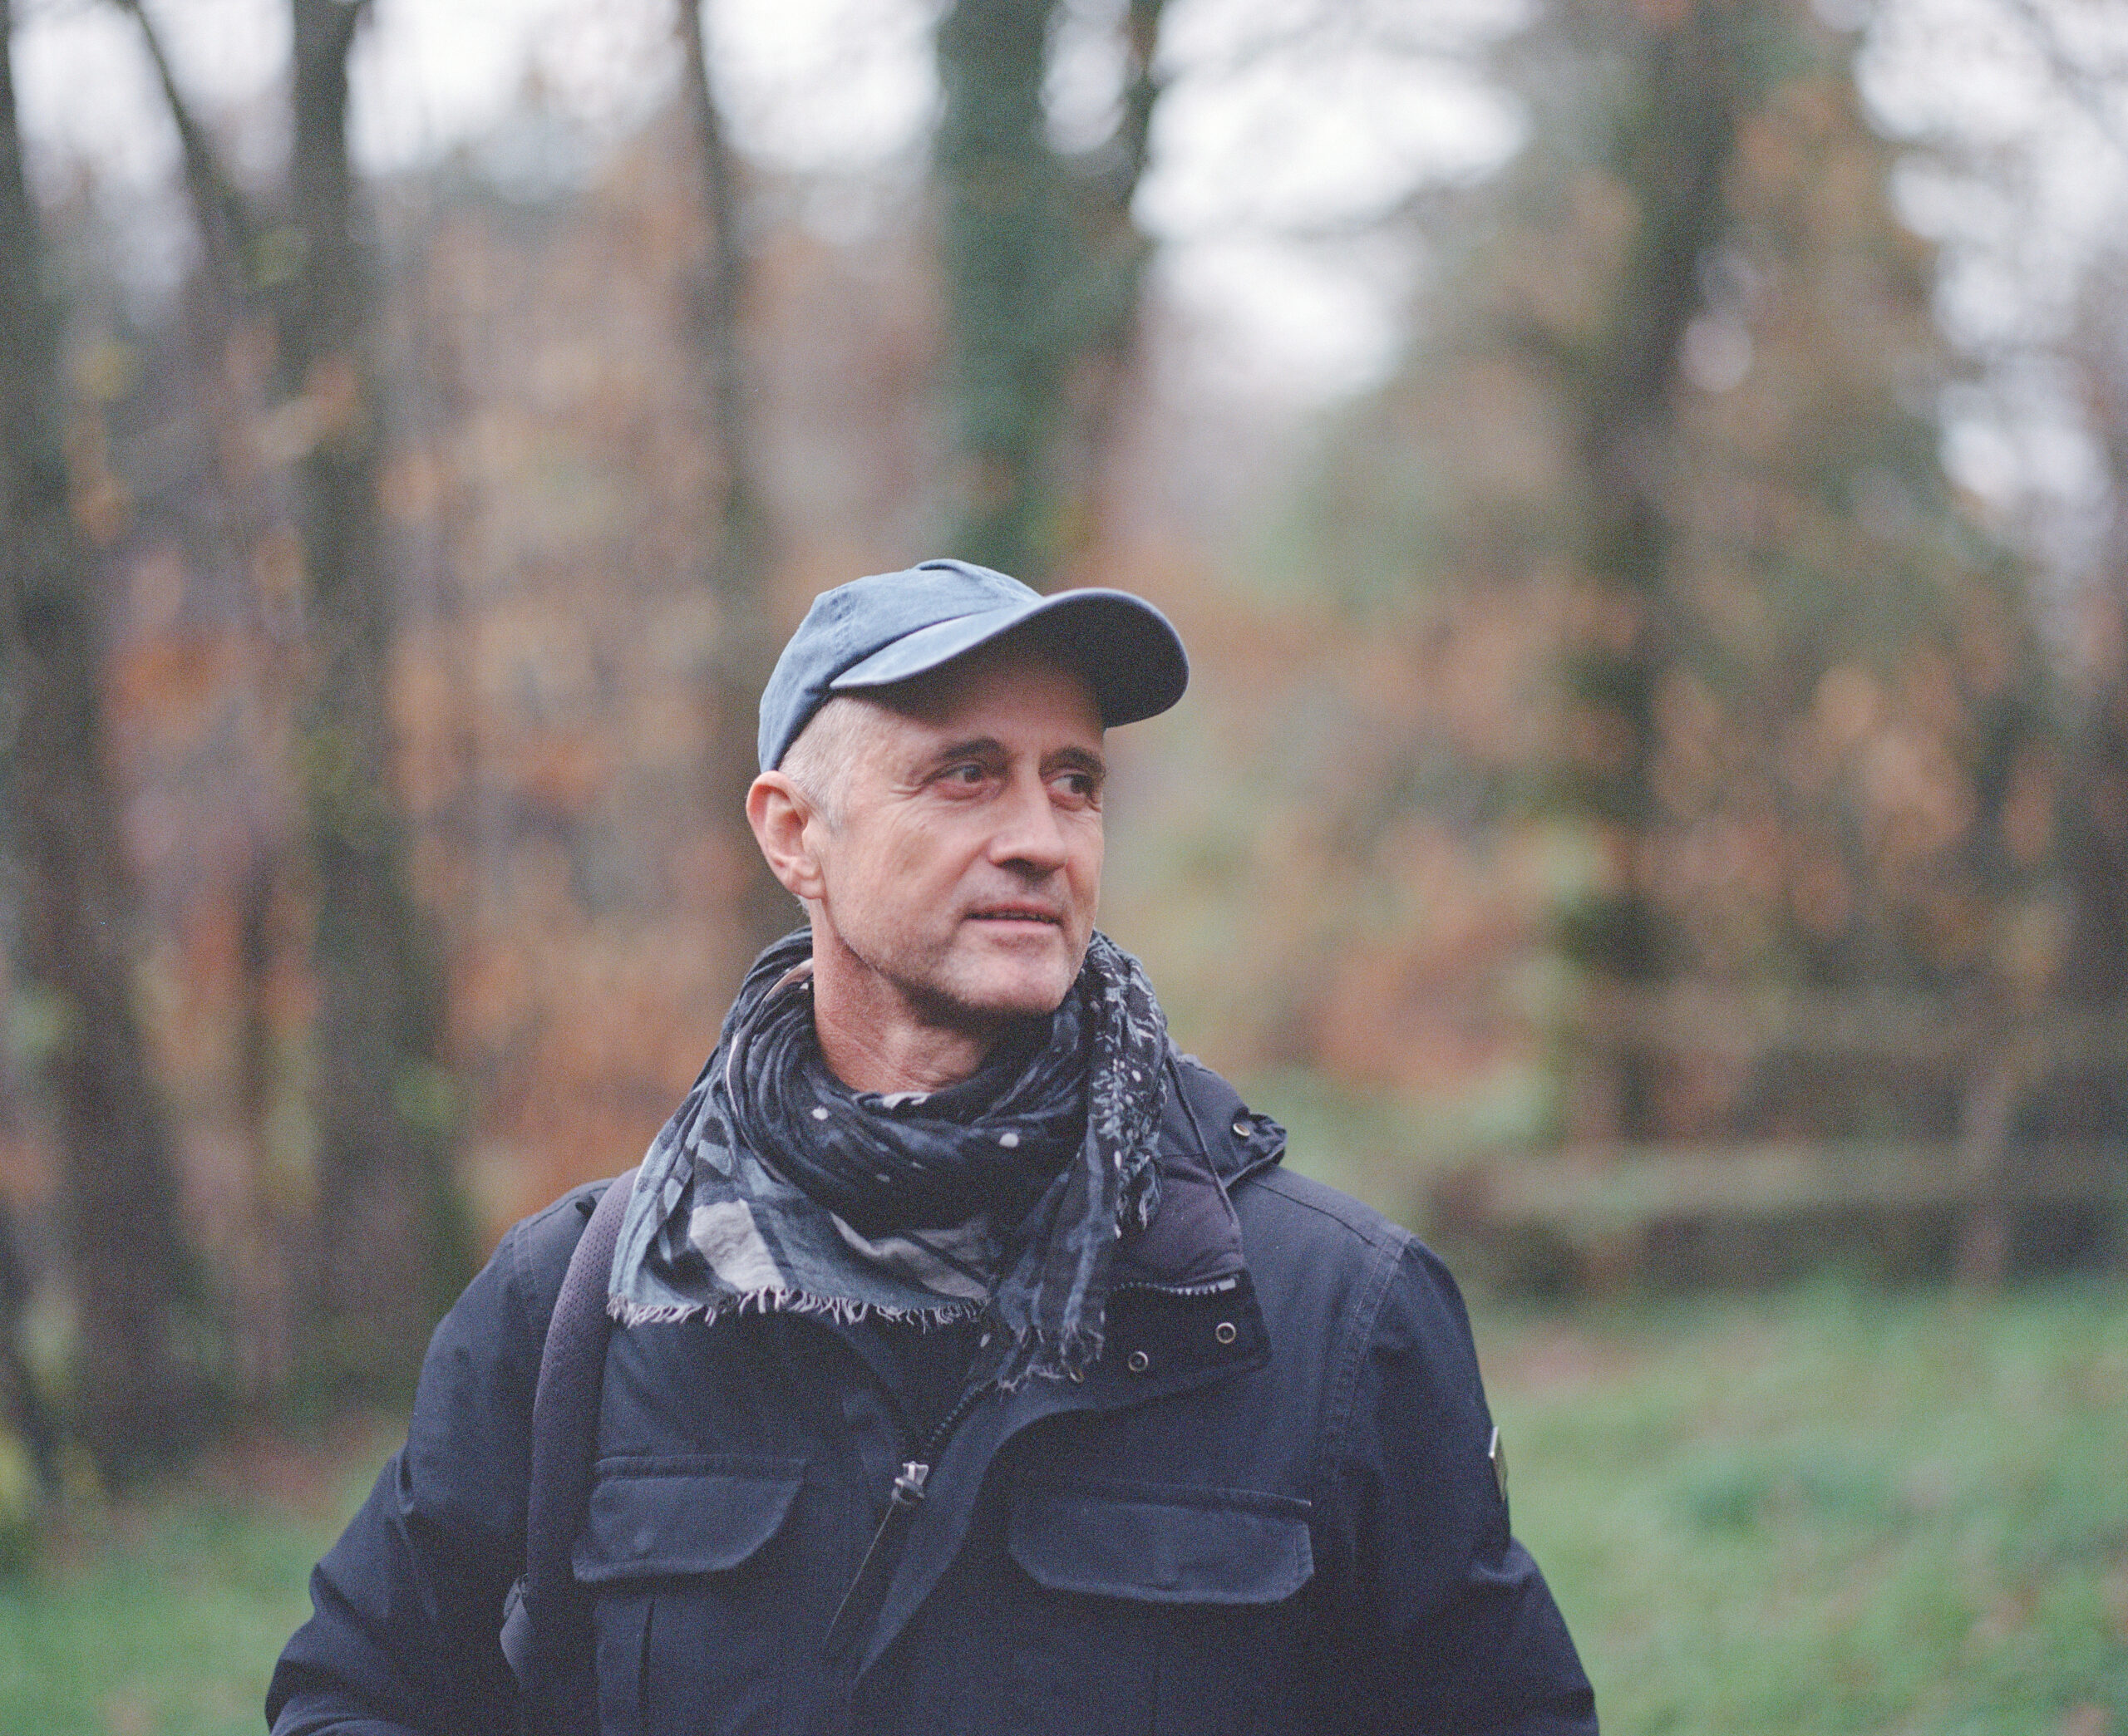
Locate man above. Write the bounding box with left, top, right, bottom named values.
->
left=268, top=559, right=1597, bottom=1735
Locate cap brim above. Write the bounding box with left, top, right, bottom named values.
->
left=827, top=588, right=1188, bottom=728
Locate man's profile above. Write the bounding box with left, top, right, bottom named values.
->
left=268, top=558, right=1597, bottom=1734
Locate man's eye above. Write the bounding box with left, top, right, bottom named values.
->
left=945, top=763, right=988, bottom=784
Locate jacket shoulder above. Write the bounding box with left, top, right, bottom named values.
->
left=500, top=1176, right=615, bottom=1341
left=1231, top=1163, right=1435, bottom=1331
left=1239, top=1164, right=1411, bottom=1257
left=1220, top=1124, right=1496, bottom=1383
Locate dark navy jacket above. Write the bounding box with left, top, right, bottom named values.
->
left=268, top=1059, right=1596, bottom=1735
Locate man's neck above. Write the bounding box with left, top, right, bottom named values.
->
left=810, top=1011, right=993, bottom=1096
left=798, top=930, right=1004, bottom=1094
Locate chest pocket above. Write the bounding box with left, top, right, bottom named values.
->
left=575, top=1458, right=806, bottom=1736
left=1003, top=1481, right=1314, bottom=1736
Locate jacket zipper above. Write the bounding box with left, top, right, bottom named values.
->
left=823, top=1372, right=999, bottom=1662
left=1111, top=1273, right=1243, bottom=1299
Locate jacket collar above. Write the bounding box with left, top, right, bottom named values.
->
left=1165, top=1052, right=1288, bottom=1189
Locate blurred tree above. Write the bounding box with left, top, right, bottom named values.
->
left=1548, top=0, right=1764, bottom=1136
left=112, top=0, right=470, bottom=1394
left=0, top=0, right=206, bottom=1480
left=2047, top=259, right=2128, bottom=1124
left=933, top=0, right=1168, bottom=580
left=1270, top=0, right=2044, bottom=1147
left=113, top=0, right=256, bottom=299
left=1643, top=14, right=2050, bottom=1144
left=283, top=0, right=470, bottom=1394
left=113, top=0, right=313, bottom=1401
left=677, top=0, right=791, bottom=967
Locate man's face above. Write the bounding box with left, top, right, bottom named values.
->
left=803, top=640, right=1106, bottom=1046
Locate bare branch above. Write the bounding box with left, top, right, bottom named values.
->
left=105, top=0, right=259, bottom=307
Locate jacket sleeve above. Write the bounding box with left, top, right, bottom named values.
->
left=265, top=1188, right=596, bottom=1736
left=1312, top=1235, right=1598, bottom=1735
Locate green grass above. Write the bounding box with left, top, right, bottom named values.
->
left=0, top=1436, right=379, bottom=1736
left=0, top=1286, right=2122, bottom=1734
left=1478, top=1281, right=2128, bottom=1735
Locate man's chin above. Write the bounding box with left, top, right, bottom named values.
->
left=938, top=954, right=1081, bottom=1027
left=962, top=978, right=1076, bottom=1025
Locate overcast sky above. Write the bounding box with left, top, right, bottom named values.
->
left=12, top=0, right=2128, bottom=488
left=13, top=0, right=1531, bottom=396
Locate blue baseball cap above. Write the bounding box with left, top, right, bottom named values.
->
left=757, top=558, right=1190, bottom=770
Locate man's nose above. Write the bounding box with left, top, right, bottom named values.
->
left=988, top=770, right=1070, bottom=870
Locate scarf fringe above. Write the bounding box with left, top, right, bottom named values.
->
left=608, top=1288, right=1104, bottom=1388
left=609, top=1289, right=988, bottom=1330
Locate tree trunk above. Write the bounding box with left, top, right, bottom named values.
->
left=287, top=0, right=468, bottom=1396
left=933, top=0, right=1172, bottom=582
left=1556, top=0, right=1752, bottom=1138
left=934, top=0, right=1072, bottom=578
left=2047, top=268, right=2128, bottom=1138
left=116, top=0, right=312, bottom=1405
left=1048, top=0, right=1168, bottom=568
left=676, top=0, right=795, bottom=971
left=0, top=0, right=204, bottom=1480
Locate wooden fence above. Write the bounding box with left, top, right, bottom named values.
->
left=1428, top=987, right=2128, bottom=1291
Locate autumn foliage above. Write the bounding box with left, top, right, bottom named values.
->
left=0, top=0, right=2121, bottom=1487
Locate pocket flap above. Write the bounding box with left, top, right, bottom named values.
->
left=574, top=1461, right=805, bottom=1582
left=1008, top=1483, right=1313, bottom=1606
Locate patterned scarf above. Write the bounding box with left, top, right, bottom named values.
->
left=608, top=928, right=1171, bottom=1384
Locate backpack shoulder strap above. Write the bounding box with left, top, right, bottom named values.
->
left=502, top=1164, right=638, bottom=1735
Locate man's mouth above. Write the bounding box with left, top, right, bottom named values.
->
left=968, top=906, right=1063, bottom=925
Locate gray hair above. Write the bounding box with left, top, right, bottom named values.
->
left=775, top=695, right=882, bottom=830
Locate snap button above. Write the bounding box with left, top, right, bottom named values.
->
left=1214, top=1320, right=1238, bottom=1345
left=1126, top=1349, right=1151, bottom=1375
left=1231, top=1114, right=1251, bottom=1137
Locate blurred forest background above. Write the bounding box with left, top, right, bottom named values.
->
left=0, top=0, right=2126, bottom=1536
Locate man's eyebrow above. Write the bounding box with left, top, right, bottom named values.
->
left=1047, top=745, right=1106, bottom=780
left=911, top=737, right=1105, bottom=779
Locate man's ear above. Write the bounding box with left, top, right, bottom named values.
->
left=747, top=771, right=825, bottom=901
